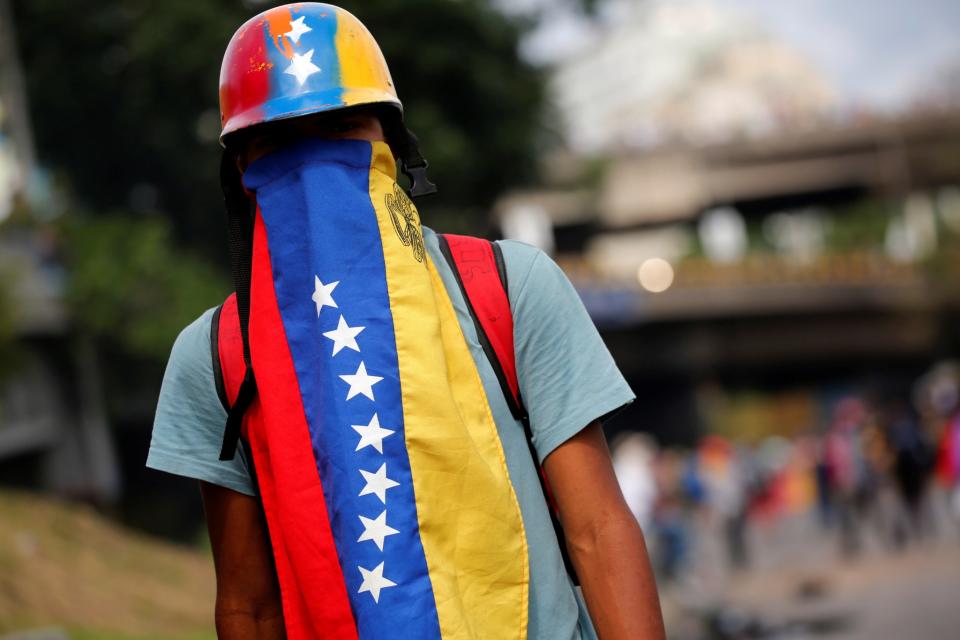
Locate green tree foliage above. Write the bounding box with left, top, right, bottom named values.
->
left=824, top=199, right=894, bottom=252
left=14, top=0, right=546, bottom=245
left=13, top=1, right=239, bottom=255
left=63, top=215, right=227, bottom=362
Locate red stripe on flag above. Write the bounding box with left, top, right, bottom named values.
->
left=248, top=214, right=358, bottom=639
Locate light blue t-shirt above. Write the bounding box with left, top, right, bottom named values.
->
left=147, top=231, right=634, bottom=640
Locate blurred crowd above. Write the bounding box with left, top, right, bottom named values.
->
left=613, top=363, right=960, bottom=584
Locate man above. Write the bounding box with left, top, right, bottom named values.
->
left=147, top=4, right=664, bottom=639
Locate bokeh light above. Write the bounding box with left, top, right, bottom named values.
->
left=638, top=257, right=675, bottom=293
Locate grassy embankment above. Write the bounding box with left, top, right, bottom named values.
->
left=0, top=490, right=216, bottom=639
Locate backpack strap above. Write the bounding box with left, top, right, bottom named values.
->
left=211, top=293, right=259, bottom=485
left=218, top=151, right=258, bottom=461
left=211, top=293, right=246, bottom=412
left=437, top=234, right=579, bottom=585
left=211, top=303, right=227, bottom=411
left=437, top=234, right=526, bottom=424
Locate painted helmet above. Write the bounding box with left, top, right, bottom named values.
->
left=219, top=2, right=402, bottom=144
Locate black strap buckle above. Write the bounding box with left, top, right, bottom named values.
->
left=402, top=159, right=438, bottom=198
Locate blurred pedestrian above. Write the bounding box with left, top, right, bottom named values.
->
left=885, top=400, right=934, bottom=543
left=652, top=450, right=692, bottom=581
left=612, top=432, right=659, bottom=534
left=823, top=397, right=870, bottom=556
left=936, top=414, right=960, bottom=525
left=917, top=362, right=960, bottom=534
left=699, top=436, right=751, bottom=570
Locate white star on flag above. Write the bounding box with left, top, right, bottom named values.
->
left=284, top=16, right=312, bottom=44
left=323, top=315, right=365, bottom=356
left=357, top=510, right=399, bottom=551
left=339, top=362, right=383, bottom=401
left=358, top=462, right=400, bottom=504
left=285, top=48, right=321, bottom=86
left=351, top=413, right=395, bottom=454
left=312, top=276, right=338, bottom=317
left=358, top=561, right=396, bottom=603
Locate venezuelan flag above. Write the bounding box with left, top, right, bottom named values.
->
left=242, top=138, right=529, bottom=639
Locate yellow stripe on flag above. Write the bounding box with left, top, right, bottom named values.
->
left=367, top=142, right=529, bottom=639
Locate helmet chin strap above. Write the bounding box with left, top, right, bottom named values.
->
left=399, top=127, right=438, bottom=199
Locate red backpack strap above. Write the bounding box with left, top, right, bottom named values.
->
left=211, top=293, right=261, bottom=487
left=437, top=234, right=527, bottom=423
left=437, top=234, right=579, bottom=585
left=211, top=293, right=247, bottom=411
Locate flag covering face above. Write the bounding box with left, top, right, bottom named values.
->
left=242, top=139, right=529, bottom=639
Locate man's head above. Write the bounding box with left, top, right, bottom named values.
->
left=219, top=3, right=434, bottom=195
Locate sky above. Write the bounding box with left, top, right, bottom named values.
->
left=501, top=0, right=960, bottom=111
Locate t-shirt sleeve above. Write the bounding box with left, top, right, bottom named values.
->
left=502, top=241, right=636, bottom=463
left=146, top=307, right=257, bottom=496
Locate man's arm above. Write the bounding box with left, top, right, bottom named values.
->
left=543, top=421, right=666, bottom=640
left=200, top=481, right=286, bottom=639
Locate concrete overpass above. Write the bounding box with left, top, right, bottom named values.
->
left=495, top=114, right=960, bottom=444
left=498, top=112, right=960, bottom=232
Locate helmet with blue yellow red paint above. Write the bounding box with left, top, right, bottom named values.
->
left=219, top=2, right=402, bottom=145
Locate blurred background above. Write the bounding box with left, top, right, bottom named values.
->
left=1, top=0, right=959, bottom=638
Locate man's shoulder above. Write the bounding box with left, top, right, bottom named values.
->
left=161, top=305, right=227, bottom=392
left=421, top=227, right=543, bottom=261
left=494, top=239, right=545, bottom=294
left=149, top=303, right=257, bottom=497
left=495, top=239, right=543, bottom=265
left=169, top=306, right=219, bottom=368
left=422, top=226, right=547, bottom=299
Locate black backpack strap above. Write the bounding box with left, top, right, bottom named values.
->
left=437, top=236, right=528, bottom=427
left=489, top=241, right=530, bottom=428
left=491, top=241, right=509, bottom=298
left=218, top=151, right=258, bottom=461
left=210, top=303, right=229, bottom=413
left=438, top=234, right=579, bottom=585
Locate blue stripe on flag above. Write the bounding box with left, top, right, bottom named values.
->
left=245, top=139, right=441, bottom=639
